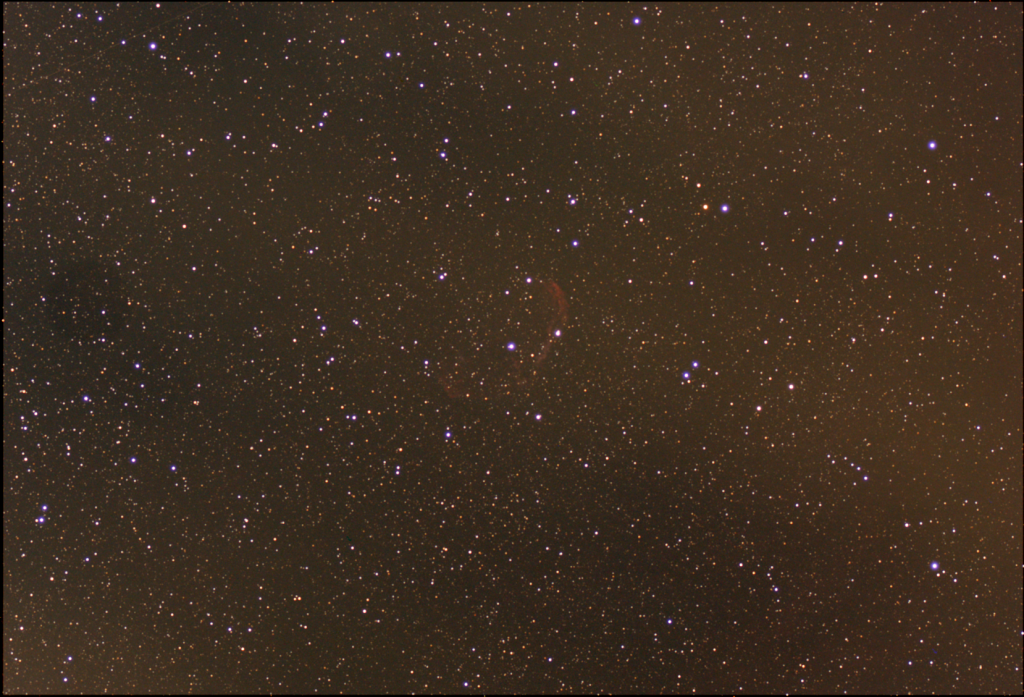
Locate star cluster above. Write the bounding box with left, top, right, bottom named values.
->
left=4, top=4, right=1021, bottom=693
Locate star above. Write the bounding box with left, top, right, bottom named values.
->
left=4, top=5, right=1013, bottom=693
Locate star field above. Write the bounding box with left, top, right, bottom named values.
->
left=3, top=3, right=1022, bottom=693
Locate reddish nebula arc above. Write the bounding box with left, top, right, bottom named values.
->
left=435, top=278, right=567, bottom=402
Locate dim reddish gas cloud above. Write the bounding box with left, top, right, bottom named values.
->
left=434, top=278, right=567, bottom=402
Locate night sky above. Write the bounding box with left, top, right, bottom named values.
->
left=4, top=3, right=1022, bottom=693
